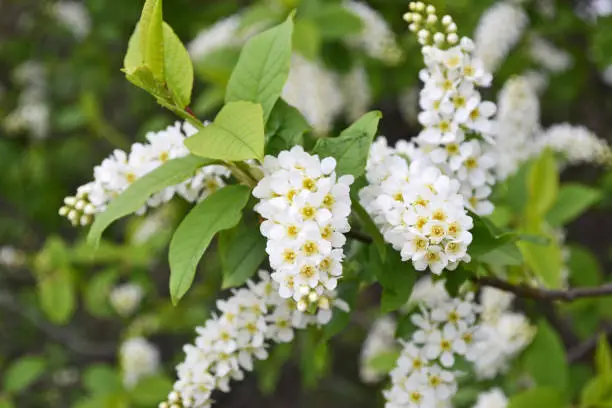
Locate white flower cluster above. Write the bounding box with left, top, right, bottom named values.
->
left=342, top=64, right=373, bottom=123
left=253, top=146, right=353, bottom=310
left=528, top=35, right=573, bottom=74
left=536, top=124, right=612, bottom=166
left=51, top=1, right=91, bottom=40
left=360, top=138, right=473, bottom=275
left=162, top=271, right=347, bottom=408
left=4, top=61, right=49, bottom=140
left=405, top=3, right=499, bottom=215
left=360, top=316, right=399, bottom=383
left=59, top=121, right=231, bottom=226
left=473, top=388, right=509, bottom=408
left=110, top=283, right=145, bottom=317
left=473, top=2, right=528, bottom=73
left=493, top=76, right=541, bottom=179
left=188, top=16, right=242, bottom=61
left=345, top=1, right=403, bottom=65
left=385, top=289, right=483, bottom=407
left=282, top=54, right=344, bottom=134
left=471, top=288, right=534, bottom=379
left=119, top=336, right=160, bottom=387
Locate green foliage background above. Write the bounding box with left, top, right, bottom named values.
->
left=1, top=0, right=612, bottom=407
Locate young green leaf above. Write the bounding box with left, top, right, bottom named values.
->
left=163, top=22, right=193, bottom=108
left=3, top=356, right=46, bottom=394
left=293, top=19, right=321, bottom=60
left=169, top=185, right=251, bottom=304
left=527, top=148, right=559, bottom=218
left=124, top=24, right=143, bottom=72
left=184, top=101, right=265, bottom=162
left=87, top=155, right=211, bottom=247
left=312, top=111, right=382, bottom=177
left=219, top=220, right=267, bottom=289
left=595, top=335, right=612, bottom=379
left=546, top=184, right=602, bottom=226
left=508, top=387, right=565, bottom=408
left=37, top=266, right=76, bottom=324
left=519, top=238, right=563, bottom=288
left=143, top=0, right=164, bottom=81
left=225, top=15, right=294, bottom=122
left=524, top=320, right=569, bottom=391
left=265, top=99, right=310, bottom=156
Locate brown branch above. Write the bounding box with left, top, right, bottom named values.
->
left=473, top=277, right=612, bottom=302
left=347, top=229, right=373, bottom=244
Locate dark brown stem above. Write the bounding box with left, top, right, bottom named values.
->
left=473, top=277, right=612, bottom=302
left=347, top=229, right=373, bottom=244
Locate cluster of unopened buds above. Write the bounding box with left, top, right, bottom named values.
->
left=404, top=2, right=459, bottom=47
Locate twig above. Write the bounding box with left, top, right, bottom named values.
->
left=0, top=291, right=116, bottom=358
left=568, top=326, right=612, bottom=363
left=473, top=277, right=612, bottom=302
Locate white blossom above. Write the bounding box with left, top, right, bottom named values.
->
left=529, top=35, right=573, bottom=73
left=473, top=388, right=508, bottom=408
left=161, top=271, right=348, bottom=408
left=536, top=123, right=612, bottom=166
left=110, top=283, right=145, bottom=317
left=59, top=121, right=231, bottom=226
left=120, top=337, right=160, bottom=387
left=342, top=64, right=372, bottom=122
left=282, top=54, right=344, bottom=134
left=51, top=1, right=91, bottom=39
left=345, top=1, right=403, bottom=64
left=493, top=76, right=541, bottom=179
left=360, top=138, right=473, bottom=275
left=253, top=147, right=353, bottom=309
left=473, top=2, right=528, bottom=73
left=188, top=16, right=242, bottom=61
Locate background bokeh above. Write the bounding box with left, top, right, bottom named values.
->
left=1, top=0, right=612, bottom=407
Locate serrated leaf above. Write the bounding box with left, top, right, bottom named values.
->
left=87, top=155, right=210, bottom=247
left=508, top=387, right=565, bottom=408
left=312, top=111, right=382, bottom=177
left=546, top=184, right=602, bottom=226
left=226, top=15, right=294, bottom=122
left=184, top=101, right=265, bottom=161
left=143, top=0, right=164, bottom=81
left=163, top=22, right=193, bottom=108
left=169, top=185, right=251, bottom=304
left=265, top=99, right=310, bottom=156
left=3, top=356, right=46, bottom=393
left=524, top=320, right=568, bottom=390
left=220, top=221, right=266, bottom=289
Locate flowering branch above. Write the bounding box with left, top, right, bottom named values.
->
left=473, top=277, right=612, bottom=302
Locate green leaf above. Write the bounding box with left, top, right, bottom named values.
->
left=322, top=281, right=358, bottom=340
left=265, top=99, right=310, bottom=156
left=581, top=376, right=612, bottom=406
left=293, top=19, right=321, bottom=60
left=143, top=0, right=164, bottom=81
left=546, top=184, right=602, bottom=226
left=519, top=238, right=563, bottom=288
left=226, top=15, right=294, bottom=122
left=596, top=335, right=612, bottom=379
left=130, top=374, right=173, bottom=406
left=312, top=111, right=382, bottom=177
left=169, top=185, right=251, bottom=304
left=524, top=320, right=569, bottom=391
left=184, top=101, right=265, bottom=162
left=352, top=198, right=386, bottom=261
left=3, top=356, right=46, bottom=394
left=37, top=265, right=75, bottom=324
left=84, top=268, right=118, bottom=318
left=308, top=4, right=363, bottom=39
left=370, top=246, right=415, bottom=313
left=527, top=148, right=559, bottom=219
left=124, top=24, right=143, bottom=72
left=478, top=243, right=523, bottom=267
left=0, top=396, right=14, bottom=408
left=163, top=22, right=193, bottom=108
left=508, top=387, right=565, bottom=408
left=83, top=364, right=123, bottom=395
left=219, top=220, right=266, bottom=289
left=568, top=245, right=602, bottom=287
left=469, top=213, right=518, bottom=259
left=367, top=350, right=401, bottom=374
left=87, top=155, right=210, bottom=247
